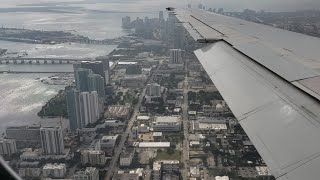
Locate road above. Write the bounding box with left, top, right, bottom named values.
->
left=181, top=65, right=190, bottom=180
left=104, top=64, right=161, bottom=180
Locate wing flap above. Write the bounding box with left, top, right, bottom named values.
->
left=174, top=8, right=320, bottom=101
left=194, top=41, right=320, bottom=180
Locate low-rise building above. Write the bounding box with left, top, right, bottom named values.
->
left=256, top=166, right=272, bottom=177
left=132, top=127, right=139, bottom=139
left=153, top=132, right=162, bottom=141
left=120, top=148, right=135, bottom=167
left=112, top=173, right=139, bottom=180
left=153, top=160, right=180, bottom=180
left=42, top=163, right=66, bottom=178
left=100, top=135, right=119, bottom=149
left=138, top=124, right=149, bottom=133
left=137, top=142, right=170, bottom=148
left=81, top=150, right=106, bottom=166
left=73, top=167, right=99, bottom=180
left=0, top=139, right=17, bottom=156
left=20, top=148, right=41, bottom=161
left=105, top=105, right=130, bottom=120
left=136, top=116, right=150, bottom=121
left=195, top=117, right=228, bottom=132
left=190, top=141, right=201, bottom=148
left=190, top=166, right=200, bottom=178
left=105, top=120, right=125, bottom=127
left=152, top=116, right=181, bottom=132
left=18, top=161, right=41, bottom=179
left=215, top=176, right=229, bottom=180
left=120, top=74, right=147, bottom=88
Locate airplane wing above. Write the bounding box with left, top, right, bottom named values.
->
left=172, top=8, right=320, bottom=180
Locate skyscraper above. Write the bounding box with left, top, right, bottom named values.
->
left=169, top=49, right=183, bottom=64
left=174, top=24, right=185, bottom=49
left=80, top=92, right=91, bottom=127
left=80, top=91, right=99, bottom=126
left=89, top=91, right=100, bottom=123
left=88, top=74, right=105, bottom=98
left=122, top=16, right=131, bottom=29
left=40, top=127, right=65, bottom=155
left=66, top=89, right=81, bottom=132
left=159, top=11, right=164, bottom=20
left=81, top=61, right=104, bottom=79
left=75, top=68, right=92, bottom=92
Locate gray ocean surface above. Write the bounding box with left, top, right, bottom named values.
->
left=0, top=0, right=161, bottom=133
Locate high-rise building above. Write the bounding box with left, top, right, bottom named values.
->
left=89, top=91, right=100, bottom=122
left=88, top=74, right=105, bottom=97
left=77, top=56, right=110, bottom=90
left=67, top=89, right=101, bottom=131
left=66, top=89, right=82, bottom=132
left=40, top=127, right=65, bottom=155
left=73, top=167, right=99, bottom=180
left=0, top=139, right=17, bottom=156
left=166, top=13, right=177, bottom=46
left=81, top=150, right=106, bottom=166
left=81, top=61, right=105, bottom=81
left=42, top=163, right=66, bottom=178
left=122, top=16, right=131, bottom=29
left=105, top=69, right=110, bottom=85
left=169, top=49, right=183, bottom=64
left=95, top=56, right=110, bottom=85
left=6, top=125, right=41, bottom=142
left=80, top=91, right=100, bottom=126
left=75, top=68, right=92, bottom=92
left=159, top=11, right=164, bottom=20
left=174, top=24, right=185, bottom=49
left=146, top=83, right=161, bottom=97
left=80, top=92, right=91, bottom=126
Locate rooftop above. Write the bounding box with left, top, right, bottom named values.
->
left=198, top=123, right=227, bottom=130
left=215, top=176, right=230, bottom=180
left=153, top=132, right=163, bottom=137
left=256, top=166, right=272, bottom=176
left=120, top=148, right=135, bottom=158
left=155, top=116, right=180, bottom=123
left=43, top=163, right=66, bottom=170
left=101, top=135, right=119, bottom=141
left=136, top=116, right=150, bottom=120
left=138, top=142, right=170, bottom=148
left=113, top=173, right=139, bottom=180
left=118, top=61, right=138, bottom=65
left=153, top=160, right=180, bottom=171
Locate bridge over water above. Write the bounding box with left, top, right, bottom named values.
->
left=0, top=57, right=93, bottom=64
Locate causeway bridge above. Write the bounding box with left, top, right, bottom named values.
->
left=0, top=57, right=93, bottom=64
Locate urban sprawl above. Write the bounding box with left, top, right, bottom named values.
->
left=1, top=9, right=276, bottom=180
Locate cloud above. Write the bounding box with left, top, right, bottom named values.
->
left=201, top=0, right=320, bottom=11
left=0, top=0, right=319, bottom=12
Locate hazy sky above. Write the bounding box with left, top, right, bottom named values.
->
left=0, top=0, right=319, bottom=12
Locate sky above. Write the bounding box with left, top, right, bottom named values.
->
left=0, top=0, right=319, bottom=12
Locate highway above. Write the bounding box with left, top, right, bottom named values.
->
left=104, top=63, right=160, bottom=180
left=181, top=65, right=190, bottom=180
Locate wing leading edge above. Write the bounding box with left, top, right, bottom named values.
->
left=173, top=8, right=320, bottom=180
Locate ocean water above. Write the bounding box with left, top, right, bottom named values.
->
left=0, top=0, right=164, bottom=132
